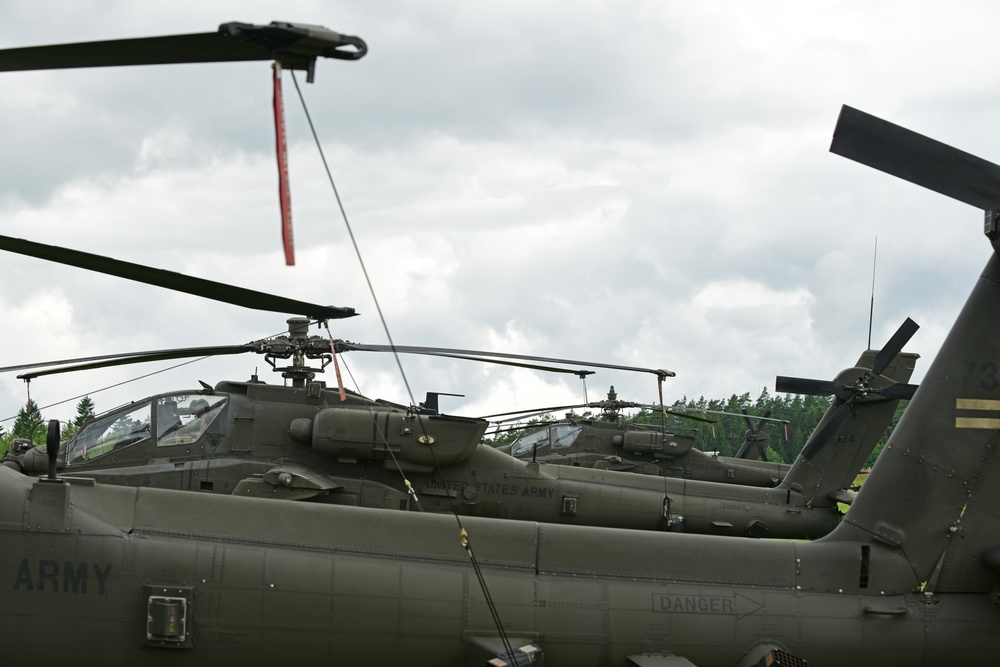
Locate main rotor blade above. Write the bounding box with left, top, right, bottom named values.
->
left=831, top=105, right=1000, bottom=210
left=15, top=345, right=260, bottom=380
left=409, top=351, right=596, bottom=377
left=335, top=341, right=674, bottom=379
left=481, top=402, right=721, bottom=425
left=479, top=403, right=591, bottom=420
left=0, top=344, right=255, bottom=374
left=0, top=21, right=366, bottom=73
left=647, top=405, right=788, bottom=425
left=614, top=403, right=717, bottom=424
left=654, top=408, right=716, bottom=424
left=871, top=317, right=919, bottom=377
left=0, top=235, right=355, bottom=321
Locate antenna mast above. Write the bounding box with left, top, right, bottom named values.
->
left=868, top=237, right=877, bottom=349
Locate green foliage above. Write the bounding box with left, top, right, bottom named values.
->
left=74, top=395, right=97, bottom=428
left=12, top=398, right=45, bottom=444
left=670, top=390, right=909, bottom=464
left=663, top=389, right=823, bottom=461
left=61, top=396, right=97, bottom=440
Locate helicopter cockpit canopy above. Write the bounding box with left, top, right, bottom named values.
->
left=66, top=393, right=228, bottom=465
left=509, top=423, right=583, bottom=457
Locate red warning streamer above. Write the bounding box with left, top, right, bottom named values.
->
left=272, top=62, right=295, bottom=266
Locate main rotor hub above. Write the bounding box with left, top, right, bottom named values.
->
left=262, top=318, right=333, bottom=386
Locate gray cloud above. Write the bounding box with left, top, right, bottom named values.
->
left=1, top=1, right=997, bottom=432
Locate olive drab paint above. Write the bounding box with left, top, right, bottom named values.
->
left=0, top=21, right=998, bottom=665
left=14, top=560, right=112, bottom=595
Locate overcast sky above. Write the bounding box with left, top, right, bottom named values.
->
left=1, top=1, right=997, bottom=432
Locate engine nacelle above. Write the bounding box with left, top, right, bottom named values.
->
left=290, top=408, right=487, bottom=467
left=620, top=431, right=693, bottom=458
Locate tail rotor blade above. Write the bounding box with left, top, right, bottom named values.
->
left=776, top=376, right=843, bottom=396
left=871, top=317, right=920, bottom=377
left=755, top=440, right=769, bottom=461
left=777, top=317, right=919, bottom=462
left=756, top=410, right=772, bottom=432
left=876, top=382, right=920, bottom=401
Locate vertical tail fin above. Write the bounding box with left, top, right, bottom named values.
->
left=826, top=105, right=1000, bottom=592
left=834, top=253, right=1000, bottom=592
left=779, top=349, right=917, bottom=506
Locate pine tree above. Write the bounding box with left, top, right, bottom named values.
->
left=61, top=396, right=97, bottom=440
left=12, top=399, right=44, bottom=443
left=73, top=396, right=96, bottom=428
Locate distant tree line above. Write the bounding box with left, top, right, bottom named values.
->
left=486, top=388, right=907, bottom=470
left=0, top=396, right=95, bottom=458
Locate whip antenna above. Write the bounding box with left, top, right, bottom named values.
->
left=868, top=237, right=877, bottom=349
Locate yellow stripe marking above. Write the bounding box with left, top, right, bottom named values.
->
left=956, top=398, right=1000, bottom=411
left=955, top=418, right=1000, bottom=429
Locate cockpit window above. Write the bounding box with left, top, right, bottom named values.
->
left=156, top=394, right=227, bottom=446
left=66, top=402, right=152, bottom=465
left=510, top=428, right=550, bottom=457
left=550, top=424, right=582, bottom=449
left=509, top=424, right=583, bottom=457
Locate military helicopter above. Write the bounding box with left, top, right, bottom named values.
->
left=3, top=104, right=999, bottom=666
left=0, top=232, right=917, bottom=540
left=491, top=391, right=795, bottom=485
left=495, top=343, right=916, bottom=497
left=490, top=387, right=794, bottom=486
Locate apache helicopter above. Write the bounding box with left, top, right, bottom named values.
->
left=0, top=233, right=916, bottom=540
left=3, top=105, right=1000, bottom=667
left=496, top=344, right=916, bottom=497
left=492, top=389, right=794, bottom=485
